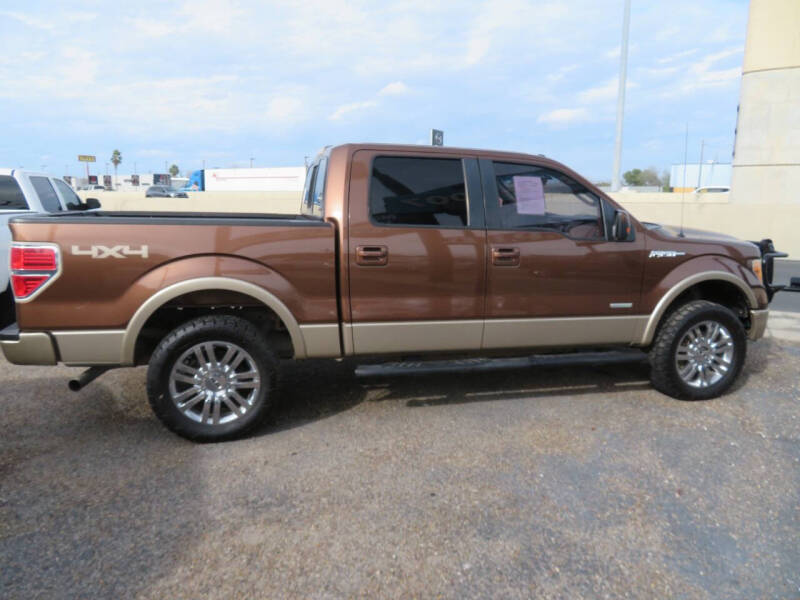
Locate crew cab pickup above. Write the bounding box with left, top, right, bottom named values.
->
left=0, top=144, right=792, bottom=441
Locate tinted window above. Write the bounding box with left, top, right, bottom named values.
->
left=0, top=175, right=28, bottom=210
left=30, top=176, right=63, bottom=212
left=491, top=162, right=602, bottom=239
left=370, top=157, right=467, bottom=227
left=53, top=179, right=82, bottom=209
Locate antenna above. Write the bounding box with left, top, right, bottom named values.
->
left=679, top=122, right=688, bottom=238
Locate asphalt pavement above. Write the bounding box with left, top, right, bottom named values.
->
left=1, top=330, right=799, bottom=598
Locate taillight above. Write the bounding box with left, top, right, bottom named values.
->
left=9, top=243, right=61, bottom=301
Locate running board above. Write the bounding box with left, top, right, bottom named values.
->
left=355, top=349, right=646, bottom=378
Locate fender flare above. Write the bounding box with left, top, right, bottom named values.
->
left=121, top=276, right=306, bottom=364
left=638, top=271, right=758, bottom=345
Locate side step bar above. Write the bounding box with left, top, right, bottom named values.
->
left=355, top=349, right=646, bottom=378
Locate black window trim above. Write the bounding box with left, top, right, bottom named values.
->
left=366, top=154, right=480, bottom=231
left=478, top=158, right=609, bottom=242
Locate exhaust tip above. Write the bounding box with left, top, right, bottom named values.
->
left=68, top=379, right=82, bottom=392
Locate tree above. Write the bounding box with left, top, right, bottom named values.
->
left=110, top=150, right=122, bottom=188
left=169, top=164, right=180, bottom=177
left=622, top=166, right=662, bottom=187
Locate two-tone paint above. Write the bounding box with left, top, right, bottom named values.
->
left=2, top=143, right=769, bottom=367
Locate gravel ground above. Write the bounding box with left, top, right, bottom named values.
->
left=1, top=338, right=799, bottom=599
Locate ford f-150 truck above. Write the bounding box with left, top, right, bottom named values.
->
left=0, top=144, right=793, bottom=441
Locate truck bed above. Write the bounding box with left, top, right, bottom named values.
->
left=9, top=211, right=339, bottom=332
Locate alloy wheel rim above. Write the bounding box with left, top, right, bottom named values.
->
left=675, top=320, right=734, bottom=389
left=168, top=341, right=261, bottom=425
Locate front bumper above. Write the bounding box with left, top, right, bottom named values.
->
left=748, top=309, right=769, bottom=341
left=0, top=324, right=57, bottom=365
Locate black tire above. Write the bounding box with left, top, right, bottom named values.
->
left=146, top=315, right=277, bottom=442
left=649, top=300, right=746, bottom=400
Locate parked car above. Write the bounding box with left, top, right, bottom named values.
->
left=1, top=143, right=795, bottom=442
left=145, top=185, right=188, bottom=198
left=0, top=169, right=99, bottom=328
left=694, top=186, right=730, bottom=194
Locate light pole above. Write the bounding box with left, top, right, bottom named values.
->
left=249, top=157, right=254, bottom=168
left=611, top=0, right=631, bottom=192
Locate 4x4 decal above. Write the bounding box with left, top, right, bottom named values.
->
left=71, top=245, right=149, bottom=259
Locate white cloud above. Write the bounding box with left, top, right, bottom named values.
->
left=660, top=46, right=743, bottom=97
left=378, top=81, right=410, bottom=96
left=537, top=108, right=591, bottom=126
left=577, top=78, right=637, bottom=104
left=329, top=100, right=378, bottom=121
left=0, top=10, right=54, bottom=30
left=657, top=48, right=699, bottom=64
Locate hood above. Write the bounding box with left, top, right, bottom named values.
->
left=651, top=224, right=741, bottom=243
left=646, top=222, right=761, bottom=260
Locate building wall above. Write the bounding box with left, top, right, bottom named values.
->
left=730, top=0, right=800, bottom=205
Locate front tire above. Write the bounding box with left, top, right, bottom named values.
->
left=649, top=300, right=746, bottom=400
left=146, top=315, right=277, bottom=442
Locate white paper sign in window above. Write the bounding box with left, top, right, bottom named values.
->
left=512, top=176, right=545, bottom=215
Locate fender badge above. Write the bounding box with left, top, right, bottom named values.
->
left=649, top=250, right=686, bottom=258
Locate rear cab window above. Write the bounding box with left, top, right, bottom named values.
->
left=487, top=162, right=604, bottom=240
left=53, top=179, right=83, bottom=209
left=0, top=175, right=28, bottom=210
left=369, top=156, right=467, bottom=227
left=30, top=176, right=64, bottom=212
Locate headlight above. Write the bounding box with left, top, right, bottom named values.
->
left=748, top=259, right=764, bottom=285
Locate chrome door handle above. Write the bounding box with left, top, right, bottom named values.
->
left=356, top=245, right=388, bottom=266
left=491, top=247, right=520, bottom=266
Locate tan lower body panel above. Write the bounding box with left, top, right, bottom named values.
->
left=299, top=323, right=341, bottom=358
left=343, top=316, right=649, bottom=356
left=347, top=320, right=484, bottom=355
left=482, top=316, right=649, bottom=350
left=52, top=330, right=126, bottom=366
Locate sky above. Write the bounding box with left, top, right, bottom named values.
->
left=0, top=0, right=749, bottom=181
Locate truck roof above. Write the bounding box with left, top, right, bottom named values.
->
left=330, top=142, right=550, bottom=162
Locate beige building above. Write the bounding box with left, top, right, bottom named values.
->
left=730, top=0, right=800, bottom=205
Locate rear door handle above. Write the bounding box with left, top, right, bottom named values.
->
left=491, top=247, right=520, bottom=266
left=356, top=245, right=388, bottom=266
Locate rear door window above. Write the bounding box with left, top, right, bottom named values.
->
left=0, top=175, right=28, bottom=210
left=30, top=176, right=63, bottom=212
left=369, top=156, right=467, bottom=227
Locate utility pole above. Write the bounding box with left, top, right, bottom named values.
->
left=696, top=139, right=705, bottom=189
left=611, top=0, right=631, bottom=192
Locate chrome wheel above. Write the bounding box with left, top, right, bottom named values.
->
left=168, top=341, right=261, bottom=425
left=675, top=320, right=734, bottom=389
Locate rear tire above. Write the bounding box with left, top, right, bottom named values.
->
left=648, top=300, right=746, bottom=400
left=146, top=315, right=277, bottom=442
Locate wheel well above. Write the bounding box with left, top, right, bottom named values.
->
left=133, top=289, right=294, bottom=365
left=662, top=280, right=751, bottom=330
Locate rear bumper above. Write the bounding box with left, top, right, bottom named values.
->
left=0, top=323, right=126, bottom=366
left=748, top=309, right=769, bottom=341
left=0, top=324, right=57, bottom=365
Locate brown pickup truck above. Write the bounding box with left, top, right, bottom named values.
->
left=1, top=144, right=793, bottom=441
